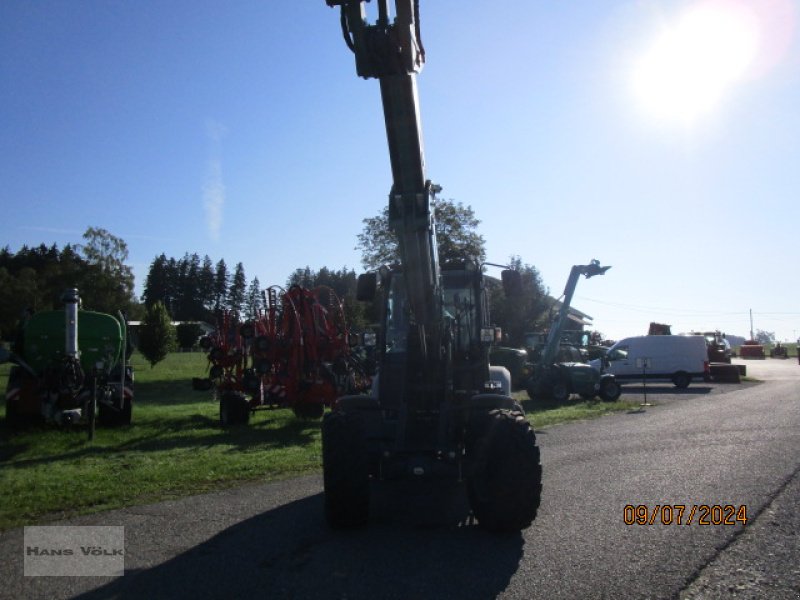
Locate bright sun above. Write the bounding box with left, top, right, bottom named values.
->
left=633, top=0, right=760, bottom=123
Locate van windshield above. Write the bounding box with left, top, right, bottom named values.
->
left=608, top=345, right=628, bottom=361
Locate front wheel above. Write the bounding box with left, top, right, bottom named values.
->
left=322, top=410, right=370, bottom=528
left=598, top=378, right=621, bottom=402
left=467, top=409, right=542, bottom=532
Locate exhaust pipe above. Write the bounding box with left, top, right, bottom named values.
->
left=62, top=288, right=81, bottom=360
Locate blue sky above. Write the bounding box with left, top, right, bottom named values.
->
left=2, top=0, right=799, bottom=342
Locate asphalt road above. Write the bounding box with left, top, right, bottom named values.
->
left=2, top=359, right=798, bottom=599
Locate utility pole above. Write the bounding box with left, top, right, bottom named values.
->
left=749, top=308, right=754, bottom=341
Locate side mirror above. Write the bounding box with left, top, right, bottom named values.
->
left=356, top=272, right=378, bottom=301
left=501, top=269, right=522, bottom=297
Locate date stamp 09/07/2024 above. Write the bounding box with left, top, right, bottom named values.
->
left=623, top=504, right=748, bottom=526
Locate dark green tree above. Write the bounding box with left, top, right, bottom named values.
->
left=214, top=259, right=229, bottom=311
left=142, top=254, right=172, bottom=308
left=228, top=262, right=247, bottom=316
left=356, top=198, right=486, bottom=270
left=78, top=227, right=135, bottom=313
left=137, top=301, right=176, bottom=367
left=245, top=276, right=262, bottom=320
left=198, top=255, right=216, bottom=315
left=175, top=322, right=202, bottom=350
left=175, top=253, right=203, bottom=320
left=489, top=256, right=549, bottom=347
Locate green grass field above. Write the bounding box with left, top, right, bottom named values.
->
left=0, top=352, right=637, bottom=530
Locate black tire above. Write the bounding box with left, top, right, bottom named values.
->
left=672, top=371, right=691, bottom=389
left=293, top=402, right=325, bottom=420
left=99, top=396, right=133, bottom=426
left=5, top=369, right=21, bottom=429
left=99, top=376, right=134, bottom=426
left=220, top=392, right=250, bottom=426
left=5, top=395, right=20, bottom=429
left=467, top=409, right=543, bottom=532
left=598, top=378, right=622, bottom=402
left=551, top=381, right=570, bottom=403
left=88, top=376, right=97, bottom=441
left=322, top=410, right=370, bottom=528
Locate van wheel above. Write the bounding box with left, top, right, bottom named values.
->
left=672, top=371, right=691, bottom=389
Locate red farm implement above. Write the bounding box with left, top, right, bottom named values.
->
left=195, top=284, right=371, bottom=425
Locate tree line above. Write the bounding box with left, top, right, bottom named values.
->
left=0, top=228, right=138, bottom=339
left=1, top=201, right=554, bottom=347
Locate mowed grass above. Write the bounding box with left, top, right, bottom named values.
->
left=0, top=352, right=322, bottom=530
left=0, top=352, right=637, bottom=530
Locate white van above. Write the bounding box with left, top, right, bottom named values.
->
left=592, top=335, right=709, bottom=388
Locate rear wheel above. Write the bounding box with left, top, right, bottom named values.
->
left=220, top=392, right=250, bottom=426
left=599, top=378, right=621, bottom=402
left=322, top=410, right=370, bottom=528
left=467, top=409, right=542, bottom=532
left=672, top=371, right=691, bottom=389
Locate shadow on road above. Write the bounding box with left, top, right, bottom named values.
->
left=74, top=482, right=525, bottom=600
left=619, top=384, right=712, bottom=396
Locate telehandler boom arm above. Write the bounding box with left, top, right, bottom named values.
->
left=326, top=0, right=440, bottom=356
left=540, top=260, right=610, bottom=367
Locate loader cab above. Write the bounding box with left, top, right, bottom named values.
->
left=378, top=264, right=488, bottom=360
left=441, top=264, right=487, bottom=359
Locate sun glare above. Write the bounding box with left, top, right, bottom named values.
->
left=633, top=1, right=761, bottom=124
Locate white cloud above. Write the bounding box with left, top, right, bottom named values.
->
left=203, top=158, right=225, bottom=242
left=206, top=119, right=229, bottom=144
left=203, top=119, right=228, bottom=241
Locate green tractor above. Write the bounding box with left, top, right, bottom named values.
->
left=2, top=289, right=133, bottom=439
left=525, top=261, right=621, bottom=403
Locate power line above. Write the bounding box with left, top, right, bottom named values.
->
left=575, top=296, right=800, bottom=318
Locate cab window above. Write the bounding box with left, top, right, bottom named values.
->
left=608, top=345, right=628, bottom=361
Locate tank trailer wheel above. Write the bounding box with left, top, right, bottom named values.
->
left=322, top=410, right=370, bottom=529
left=598, top=378, right=622, bottom=402
left=5, top=370, right=22, bottom=429
left=87, top=376, right=98, bottom=441
left=292, top=402, right=325, bottom=420
left=551, top=381, right=570, bottom=403
left=219, top=392, right=250, bottom=426
left=467, top=409, right=543, bottom=532
left=99, top=377, right=134, bottom=426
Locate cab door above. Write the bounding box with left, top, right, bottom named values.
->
left=605, top=344, right=633, bottom=376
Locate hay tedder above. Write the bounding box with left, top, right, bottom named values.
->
left=1, top=289, right=134, bottom=440
left=194, top=284, right=372, bottom=425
